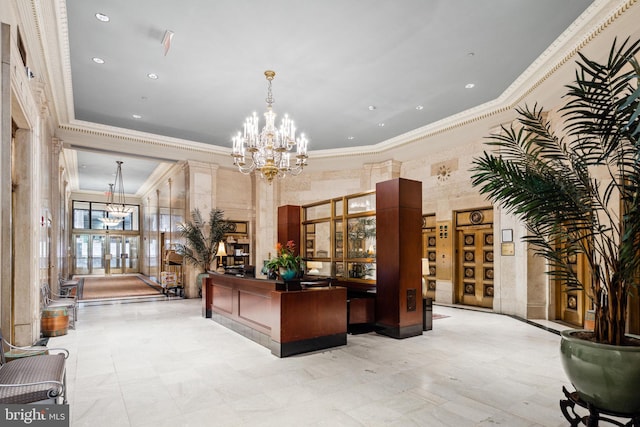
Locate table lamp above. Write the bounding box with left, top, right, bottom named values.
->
left=216, top=241, right=227, bottom=273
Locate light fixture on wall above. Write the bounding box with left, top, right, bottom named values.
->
left=99, top=183, right=123, bottom=227
left=231, top=70, right=309, bottom=182
left=106, top=161, right=132, bottom=218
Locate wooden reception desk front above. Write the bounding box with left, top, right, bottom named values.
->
left=203, top=273, right=347, bottom=357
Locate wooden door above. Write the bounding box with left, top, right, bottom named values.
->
left=455, top=209, right=494, bottom=309
left=556, top=251, right=588, bottom=327
left=422, top=214, right=436, bottom=300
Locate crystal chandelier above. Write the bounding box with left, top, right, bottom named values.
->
left=98, top=183, right=124, bottom=227
left=106, top=161, right=132, bottom=218
left=231, top=70, right=309, bottom=182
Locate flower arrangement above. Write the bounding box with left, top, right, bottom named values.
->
left=265, top=240, right=301, bottom=272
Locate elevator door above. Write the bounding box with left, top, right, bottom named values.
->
left=455, top=209, right=494, bottom=309
left=556, top=252, right=588, bottom=327
left=422, top=214, right=436, bottom=300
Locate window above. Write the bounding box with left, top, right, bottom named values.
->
left=72, top=201, right=140, bottom=231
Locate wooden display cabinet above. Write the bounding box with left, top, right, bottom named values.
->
left=221, top=221, right=250, bottom=267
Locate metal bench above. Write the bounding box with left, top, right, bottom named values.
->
left=0, top=329, right=69, bottom=404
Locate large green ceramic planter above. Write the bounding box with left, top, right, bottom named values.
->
left=560, top=329, right=640, bottom=415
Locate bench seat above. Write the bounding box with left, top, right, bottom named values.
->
left=0, top=353, right=66, bottom=404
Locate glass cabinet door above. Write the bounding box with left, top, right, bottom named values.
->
left=347, top=217, right=376, bottom=259
left=302, top=191, right=377, bottom=284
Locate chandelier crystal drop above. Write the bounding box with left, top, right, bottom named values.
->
left=231, top=70, right=308, bottom=182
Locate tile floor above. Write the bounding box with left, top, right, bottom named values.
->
left=49, top=299, right=578, bottom=426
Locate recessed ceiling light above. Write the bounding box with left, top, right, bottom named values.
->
left=378, top=123, right=385, bottom=127
left=368, top=105, right=376, bottom=111
left=95, top=13, right=110, bottom=22
left=465, top=83, right=475, bottom=89
left=347, top=136, right=355, bottom=140
left=416, top=105, right=424, bottom=110
left=132, top=114, right=142, bottom=119
left=147, top=73, right=159, bottom=80
left=92, top=57, right=105, bottom=64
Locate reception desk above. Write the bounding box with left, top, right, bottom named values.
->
left=203, top=273, right=347, bottom=357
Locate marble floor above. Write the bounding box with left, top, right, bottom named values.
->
left=49, top=299, right=577, bottom=427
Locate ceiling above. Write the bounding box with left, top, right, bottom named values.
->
left=60, top=0, right=595, bottom=194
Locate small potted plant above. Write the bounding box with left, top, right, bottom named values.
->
left=470, top=37, right=640, bottom=416
left=265, top=240, right=301, bottom=281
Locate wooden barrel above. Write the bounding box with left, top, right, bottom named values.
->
left=41, top=307, right=69, bottom=337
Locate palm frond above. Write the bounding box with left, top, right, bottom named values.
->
left=176, top=208, right=231, bottom=272
left=471, top=37, right=640, bottom=345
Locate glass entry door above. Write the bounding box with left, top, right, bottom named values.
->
left=125, top=236, right=139, bottom=273
left=90, top=235, right=106, bottom=274
left=109, top=235, right=123, bottom=274
left=74, top=234, right=106, bottom=275
left=74, top=235, right=90, bottom=275
left=108, top=235, right=139, bottom=274
left=73, top=233, right=139, bottom=275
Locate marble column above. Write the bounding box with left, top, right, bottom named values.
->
left=254, top=177, right=280, bottom=278
left=183, top=160, right=219, bottom=298
left=0, top=23, right=12, bottom=342
left=362, top=160, right=401, bottom=189
left=50, top=138, right=63, bottom=292
left=13, top=128, right=38, bottom=345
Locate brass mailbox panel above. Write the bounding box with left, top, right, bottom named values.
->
left=436, top=220, right=453, bottom=280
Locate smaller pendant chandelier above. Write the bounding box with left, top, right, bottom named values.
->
left=99, top=184, right=123, bottom=227
left=231, top=70, right=309, bottom=182
left=106, top=161, right=132, bottom=218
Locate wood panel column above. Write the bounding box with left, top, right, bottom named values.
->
left=375, top=178, right=423, bottom=338
left=277, top=205, right=301, bottom=256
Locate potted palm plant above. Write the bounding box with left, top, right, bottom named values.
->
left=471, top=37, right=640, bottom=415
left=176, top=208, right=232, bottom=296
